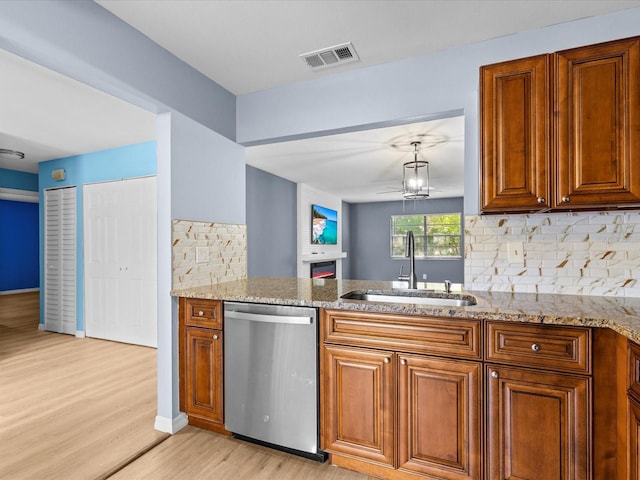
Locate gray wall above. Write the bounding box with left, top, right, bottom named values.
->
left=245, top=171, right=463, bottom=283
left=246, top=165, right=297, bottom=277
left=348, top=198, right=464, bottom=283
left=341, top=201, right=352, bottom=280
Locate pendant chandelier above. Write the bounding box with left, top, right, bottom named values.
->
left=402, top=141, right=430, bottom=199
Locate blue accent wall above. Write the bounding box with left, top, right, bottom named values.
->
left=0, top=168, right=39, bottom=191
left=38, top=141, right=157, bottom=330
left=0, top=200, right=39, bottom=291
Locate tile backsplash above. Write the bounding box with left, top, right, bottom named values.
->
left=464, top=211, right=640, bottom=297
left=172, top=219, right=247, bottom=290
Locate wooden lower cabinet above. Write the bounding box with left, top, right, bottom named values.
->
left=486, top=365, right=590, bottom=480
left=323, top=345, right=395, bottom=469
left=184, top=326, right=225, bottom=429
left=398, top=355, right=482, bottom=480
left=629, top=396, right=640, bottom=480
left=323, top=344, right=481, bottom=480
left=179, top=298, right=228, bottom=434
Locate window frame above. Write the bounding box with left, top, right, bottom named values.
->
left=390, top=212, right=462, bottom=260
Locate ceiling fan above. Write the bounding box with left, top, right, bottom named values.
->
left=378, top=141, right=433, bottom=199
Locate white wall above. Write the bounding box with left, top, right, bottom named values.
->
left=297, top=183, right=345, bottom=278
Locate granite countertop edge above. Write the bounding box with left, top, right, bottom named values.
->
left=171, top=277, right=640, bottom=344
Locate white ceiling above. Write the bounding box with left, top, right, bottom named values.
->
left=98, top=0, right=640, bottom=96
left=3, top=1, right=640, bottom=202
left=245, top=115, right=464, bottom=203
left=0, top=48, right=156, bottom=174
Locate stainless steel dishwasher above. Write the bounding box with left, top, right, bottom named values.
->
left=223, top=301, right=325, bottom=461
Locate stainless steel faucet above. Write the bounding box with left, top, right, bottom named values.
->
left=404, top=230, right=417, bottom=289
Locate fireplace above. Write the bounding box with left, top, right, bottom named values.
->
left=310, top=260, right=336, bottom=279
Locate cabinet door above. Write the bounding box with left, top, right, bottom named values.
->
left=185, top=327, right=224, bottom=425
left=630, top=397, right=640, bottom=480
left=323, top=345, right=395, bottom=467
left=480, top=54, right=550, bottom=212
left=487, top=365, right=590, bottom=480
left=397, top=355, right=482, bottom=480
left=556, top=36, right=640, bottom=208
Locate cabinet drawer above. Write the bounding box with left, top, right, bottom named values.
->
left=323, top=309, right=482, bottom=360
left=185, top=298, right=222, bottom=329
left=628, top=341, right=640, bottom=401
left=486, top=322, right=590, bottom=373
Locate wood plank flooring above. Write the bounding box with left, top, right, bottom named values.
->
left=1, top=292, right=375, bottom=479
left=0, top=292, right=167, bottom=480
left=110, top=426, right=373, bottom=480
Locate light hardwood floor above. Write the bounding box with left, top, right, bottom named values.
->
left=110, top=426, right=373, bottom=480
left=0, top=292, right=166, bottom=480
left=1, top=292, right=375, bottom=480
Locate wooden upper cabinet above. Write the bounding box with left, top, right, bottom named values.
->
left=481, top=54, right=551, bottom=212
left=555, top=36, right=640, bottom=209
left=481, top=35, right=640, bottom=213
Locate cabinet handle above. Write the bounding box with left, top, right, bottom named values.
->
left=198, top=310, right=204, bottom=316
left=531, top=343, right=540, bottom=352
left=213, top=334, right=218, bottom=340
left=384, top=357, right=390, bottom=364
left=491, top=371, right=499, bottom=379
left=537, top=197, right=546, bottom=204
left=562, top=195, right=570, bottom=203
left=400, top=359, right=407, bottom=365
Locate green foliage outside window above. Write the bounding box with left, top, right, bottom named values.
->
left=391, top=213, right=461, bottom=258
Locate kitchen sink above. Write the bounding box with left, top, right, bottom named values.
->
left=340, top=290, right=477, bottom=307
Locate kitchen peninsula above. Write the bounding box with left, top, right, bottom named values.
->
left=173, top=277, right=640, bottom=480
left=172, top=277, right=640, bottom=338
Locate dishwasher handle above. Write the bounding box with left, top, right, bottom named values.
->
left=225, top=309, right=312, bottom=325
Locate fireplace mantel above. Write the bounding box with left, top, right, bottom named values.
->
left=301, top=252, right=347, bottom=263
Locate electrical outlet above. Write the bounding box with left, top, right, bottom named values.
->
left=422, top=274, right=427, bottom=280
left=196, top=246, right=208, bottom=264
left=507, top=242, right=524, bottom=265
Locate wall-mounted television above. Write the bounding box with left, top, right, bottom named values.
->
left=311, top=204, right=338, bottom=245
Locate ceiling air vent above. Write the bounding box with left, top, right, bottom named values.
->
left=300, top=42, right=360, bottom=71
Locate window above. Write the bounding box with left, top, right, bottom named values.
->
left=391, top=213, right=462, bottom=259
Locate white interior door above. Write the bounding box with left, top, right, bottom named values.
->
left=83, top=177, right=157, bottom=347
left=44, top=187, right=77, bottom=335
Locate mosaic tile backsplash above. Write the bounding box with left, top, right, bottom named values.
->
left=464, top=211, right=640, bottom=298
left=172, top=220, right=247, bottom=290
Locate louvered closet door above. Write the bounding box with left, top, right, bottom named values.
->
left=44, top=187, right=77, bottom=335
left=83, top=177, right=157, bottom=347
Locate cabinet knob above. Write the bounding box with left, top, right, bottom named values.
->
left=400, top=359, right=407, bottom=365
left=384, top=357, right=390, bottom=364
left=491, top=371, right=499, bottom=379
left=537, top=197, right=546, bottom=204
left=562, top=195, right=570, bottom=203
left=213, top=334, right=218, bottom=340
left=198, top=310, right=204, bottom=316
left=531, top=343, right=540, bottom=352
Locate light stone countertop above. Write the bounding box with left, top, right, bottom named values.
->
left=171, top=277, right=640, bottom=344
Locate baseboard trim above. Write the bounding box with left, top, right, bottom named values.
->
left=154, top=413, right=188, bottom=434
left=0, top=288, right=40, bottom=295
left=75, top=330, right=86, bottom=338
